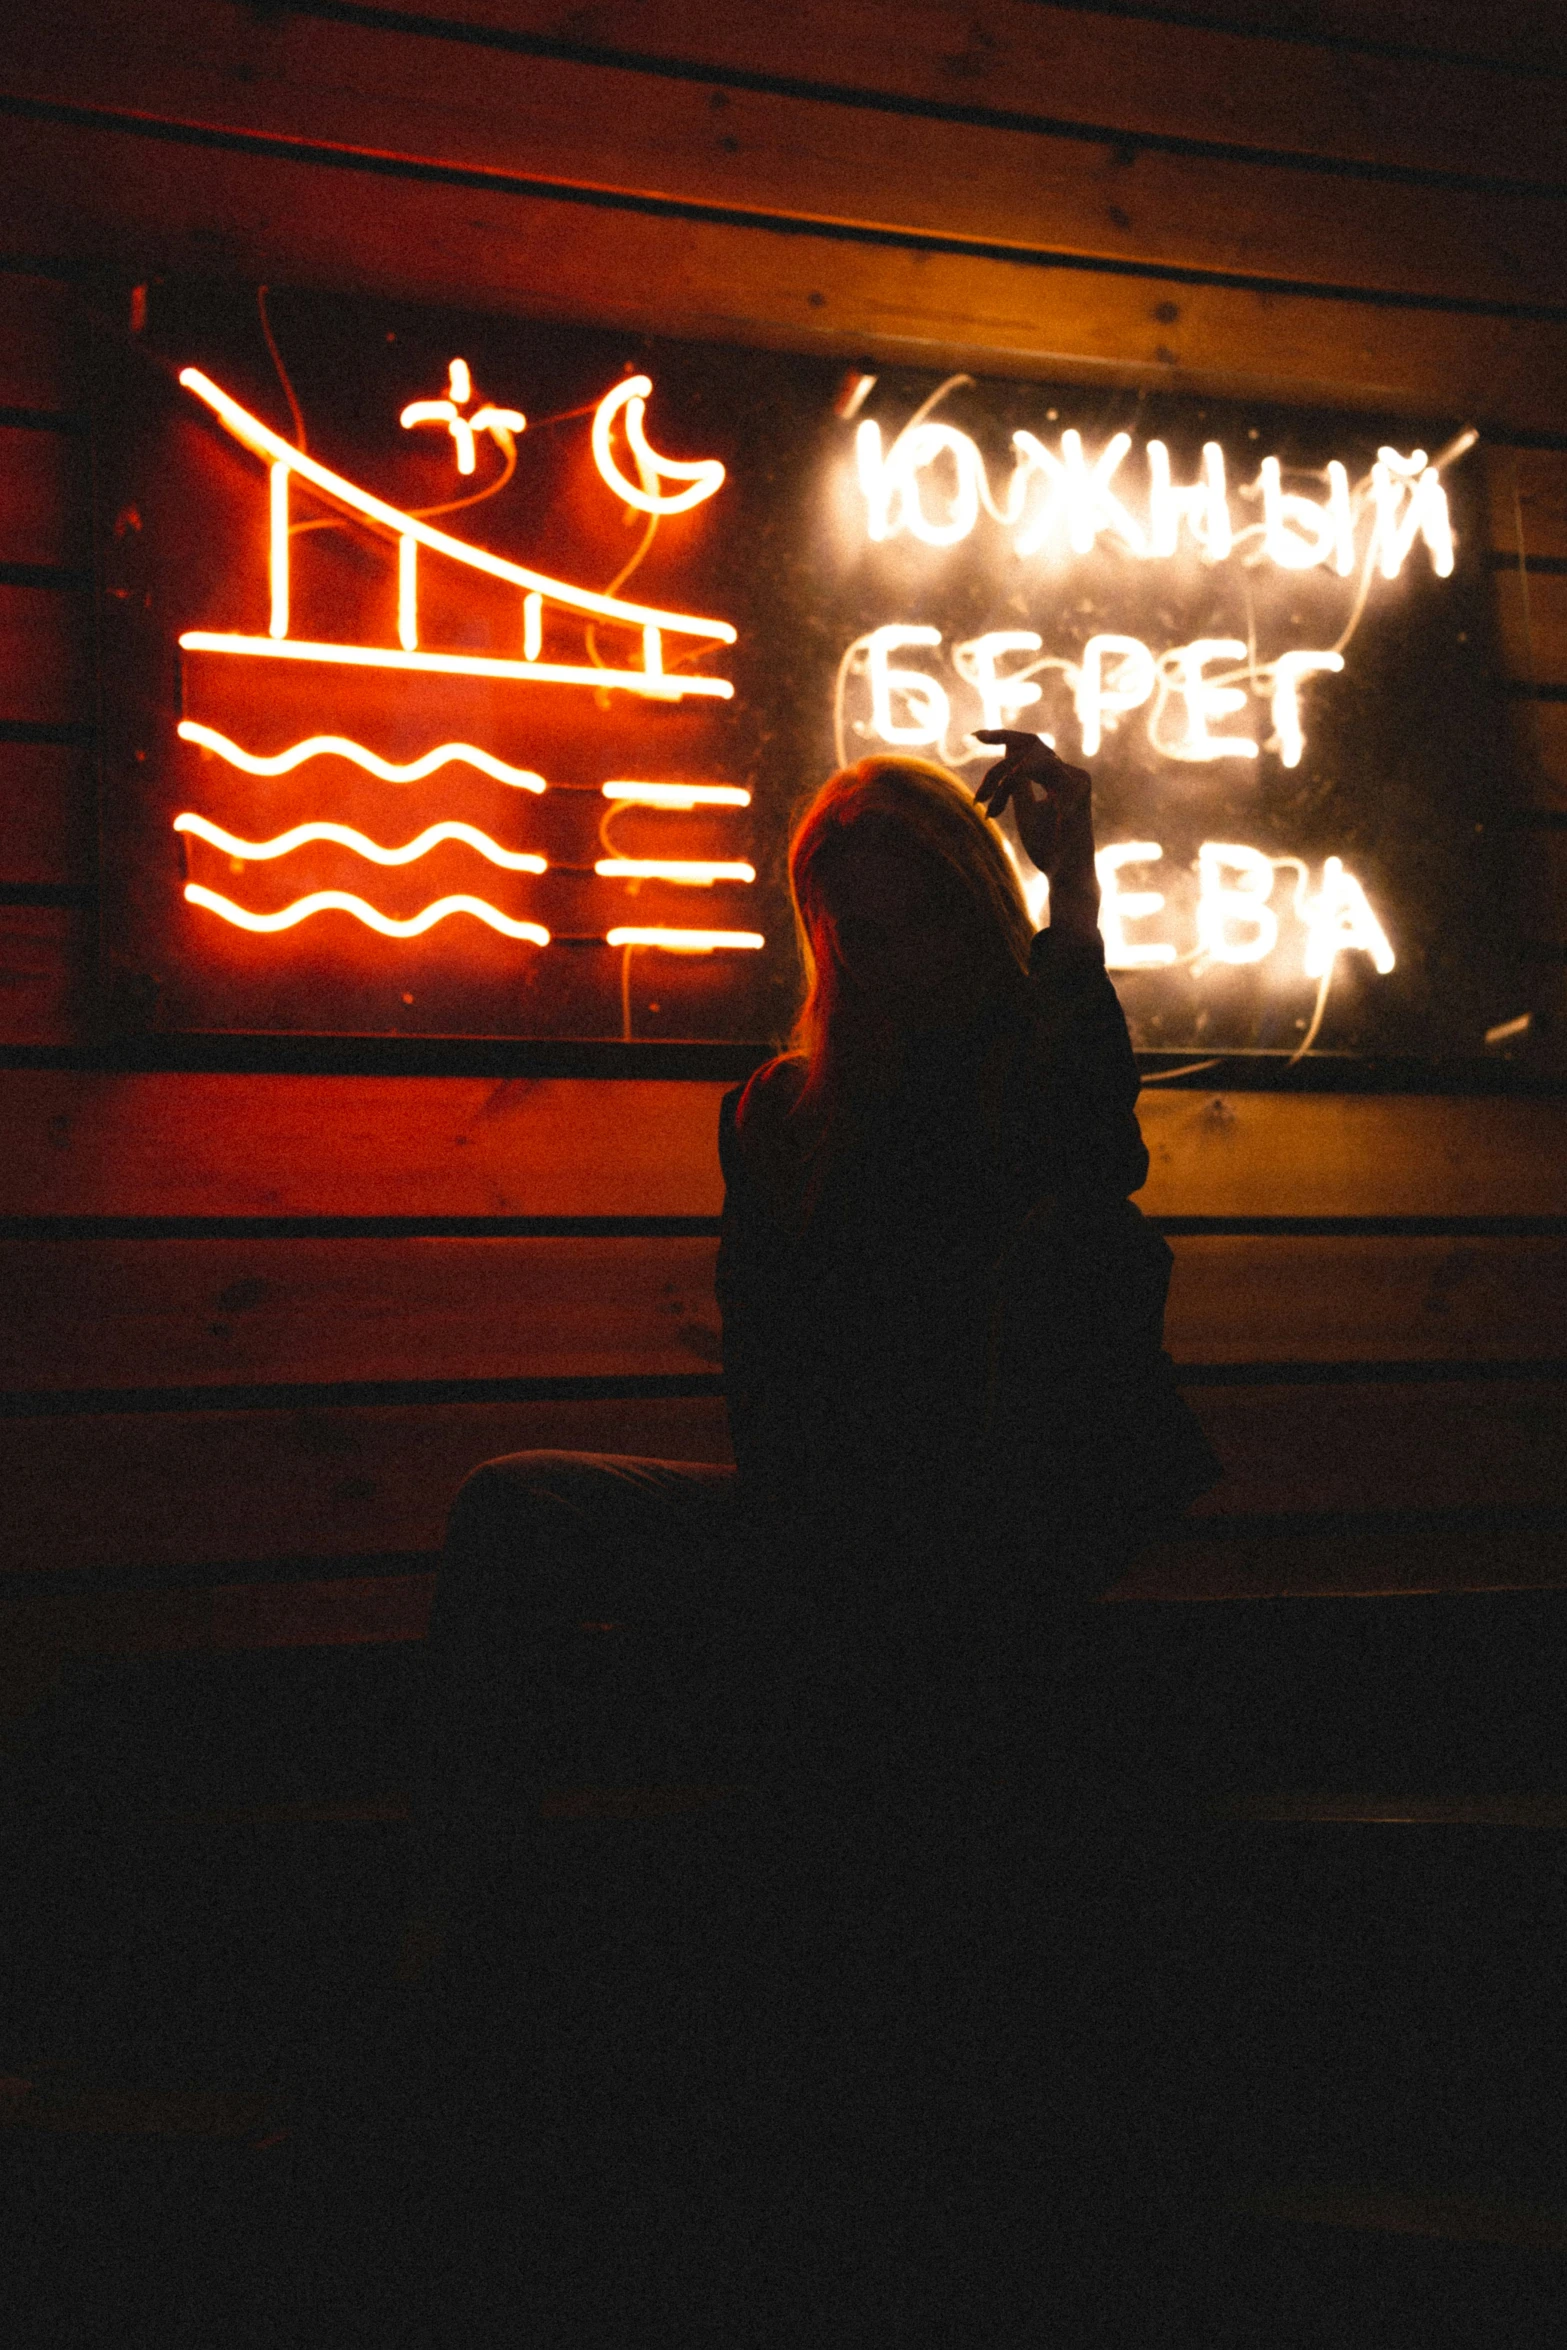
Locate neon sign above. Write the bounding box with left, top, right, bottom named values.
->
left=853, top=407, right=1456, bottom=580
left=399, top=357, right=524, bottom=476
left=171, top=361, right=762, bottom=969
left=177, top=368, right=736, bottom=700
left=832, top=378, right=1486, bottom=1041
left=104, top=302, right=1501, bottom=1054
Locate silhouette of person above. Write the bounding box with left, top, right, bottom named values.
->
left=394, top=732, right=1219, bottom=1980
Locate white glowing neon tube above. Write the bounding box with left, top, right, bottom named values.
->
left=1370, top=448, right=1455, bottom=579
left=1146, top=441, right=1231, bottom=560
left=176, top=722, right=548, bottom=791
left=1165, top=640, right=1258, bottom=762
left=953, top=632, right=1042, bottom=733
left=1303, top=857, right=1395, bottom=975
left=866, top=625, right=950, bottom=747
left=177, top=633, right=733, bottom=702
left=175, top=814, right=548, bottom=873
left=184, top=884, right=551, bottom=943
left=1075, top=635, right=1155, bottom=757
left=1269, top=650, right=1344, bottom=769
left=600, top=781, right=751, bottom=807
left=1196, top=843, right=1278, bottom=964
left=1095, top=843, right=1176, bottom=969
left=178, top=368, right=736, bottom=643
left=605, top=927, right=764, bottom=952
left=594, top=859, right=755, bottom=885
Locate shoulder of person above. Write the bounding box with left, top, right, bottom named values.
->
left=720, top=1055, right=809, bottom=1176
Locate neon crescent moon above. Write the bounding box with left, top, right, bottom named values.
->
left=592, top=376, right=725, bottom=515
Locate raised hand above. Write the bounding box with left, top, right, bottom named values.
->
left=972, top=729, right=1100, bottom=940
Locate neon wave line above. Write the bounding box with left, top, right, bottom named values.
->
left=184, top=884, right=550, bottom=944
left=601, top=780, right=751, bottom=807
left=177, top=722, right=548, bottom=792
left=175, top=814, right=548, bottom=873
left=606, top=927, right=764, bottom=952
left=177, top=633, right=733, bottom=702
left=595, top=859, right=755, bottom=885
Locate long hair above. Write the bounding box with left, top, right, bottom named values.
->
left=750, top=756, right=1032, bottom=1192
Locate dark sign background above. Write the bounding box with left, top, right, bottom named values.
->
left=98, top=281, right=1519, bottom=1062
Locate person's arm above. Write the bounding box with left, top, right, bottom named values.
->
left=972, top=730, right=1148, bottom=1201
left=972, top=728, right=1099, bottom=943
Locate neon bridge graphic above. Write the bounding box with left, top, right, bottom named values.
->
left=172, top=368, right=762, bottom=958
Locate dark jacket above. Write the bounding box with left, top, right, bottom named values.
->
left=716, top=926, right=1220, bottom=1605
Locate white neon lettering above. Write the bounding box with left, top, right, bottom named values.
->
left=604, top=927, right=764, bottom=952
left=591, top=376, right=725, bottom=515
left=1163, top=640, right=1258, bottom=762
left=1270, top=650, right=1345, bottom=768
left=1370, top=448, right=1455, bottom=579
left=1015, top=428, right=1146, bottom=559
left=177, top=632, right=733, bottom=702
left=1303, top=856, right=1396, bottom=976
left=1075, top=634, right=1156, bottom=757
left=176, top=723, right=548, bottom=792
left=1258, top=457, right=1354, bottom=574
left=1196, top=842, right=1279, bottom=964
left=600, top=780, right=751, bottom=807
left=866, top=625, right=950, bottom=746
left=185, top=884, right=550, bottom=944
left=594, top=860, right=756, bottom=885
left=1096, top=842, right=1176, bottom=968
left=867, top=420, right=981, bottom=547
left=954, top=632, right=1043, bottom=734
left=1146, top=441, right=1231, bottom=560
left=175, top=814, right=548, bottom=873
left=269, top=462, right=289, bottom=639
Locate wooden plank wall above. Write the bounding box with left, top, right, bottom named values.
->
left=1, top=2, right=1566, bottom=1708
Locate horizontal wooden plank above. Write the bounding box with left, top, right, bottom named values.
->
left=1517, top=829, right=1567, bottom=945
left=0, top=583, right=87, bottom=724
left=0, top=1073, right=734, bottom=1219
left=6, top=1074, right=1567, bottom=1221
left=0, top=906, right=82, bottom=1043
left=1494, top=565, right=1567, bottom=687
left=1167, top=2, right=1567, bottom=79
left=4, top=111, right=1567, bottom=433
left=0, top=1235, right=726, bottom=1391
left=0, top=741, right=94, bottom=887
left=6, top=1232, right=1567, bottom=1396
left=1188, top=1378, right=1567, bottom=1518
left=0, top=1392, right=735, bottom=1575
left=1506, top=697, right=1567, bottom=811
left=0, top=272, right=79, bottom=412
left=1115, top=1512, right=1567, bottom=1602
left=2, top=1379, right=1565, bottom=1577
left=0, top=426, right=80, bottom=571
left=1136, top=1092, right=1567, bottom=1220
left=355, top=0, right=1567, bottom=188
left=1485, top=446, right=1567, bottom=564
left=9, top=3, right=1567, bottom=310
left=0, top=1572, right=436, bottom=1663
left=1164, top=1234, right=1567, bottom=1365
left=6, top=1503, right=1567, bottom=1667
